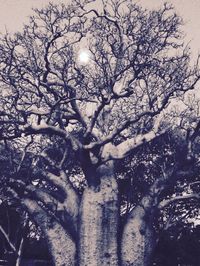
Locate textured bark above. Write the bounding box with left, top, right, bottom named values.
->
left=45, top=170, right=80, bottom=225
left=22, top=199, right=76, bottom=266
left=121, top=204, right=156, bottom=266
left=78, top=162, right=119, bottom=266
left=46, top=220, right=76, bottom=266
left=22, top=173, right=164, bottom=266
left=121, top=180, right=161, bottom=266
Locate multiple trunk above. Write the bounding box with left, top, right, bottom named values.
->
left=22, top=163, right=162, bottom=266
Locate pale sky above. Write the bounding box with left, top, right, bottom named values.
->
left=0, top=0, right=199, bottom=57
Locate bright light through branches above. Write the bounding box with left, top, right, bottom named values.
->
left=78, top=49, right=91, bottom=65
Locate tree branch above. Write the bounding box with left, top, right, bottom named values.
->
left=159, top=193, right=200, bottom=209
left=0, top=225, right=17, bottom=254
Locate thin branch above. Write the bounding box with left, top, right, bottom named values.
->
left=159, top=193, right=200, bottom=209
left=0, top=225, right=17, bottom=254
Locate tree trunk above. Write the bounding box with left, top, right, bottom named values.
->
left=46, top=220, right=76, bottom=266
left=78, top=162, right=119, bottom=266
left=121, top=204, right=156, bottom=266
left=22, top=171, right=165, bottom=266
left=22, top=199, right=76, bottom=266
left=121, top=179, right=162, bottom=266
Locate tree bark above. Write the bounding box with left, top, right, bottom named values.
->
left=121, top=204, right=156, bottom=266
left=121, top=180, right=161, bottom=266
left=22, top=199, right=76, bottom=266
left=78, top=162, right=119, bottom=266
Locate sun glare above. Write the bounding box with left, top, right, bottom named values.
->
left=78, top=50, right=91, bottom=64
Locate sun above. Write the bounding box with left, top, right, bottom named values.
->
left=78, top=50, right=91, bottom=65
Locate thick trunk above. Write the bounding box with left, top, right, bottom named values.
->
left=22, top=199, right=76, bottom=266
left=121, top=204, right=156, bottom=266
left=121, top=180, right=161, bottom=266
left=78, top=162, right=119, bottom=266
left=46, top=220, right=76, bottom=266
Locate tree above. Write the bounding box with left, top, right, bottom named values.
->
left=0, top=0, right=199, bottom=265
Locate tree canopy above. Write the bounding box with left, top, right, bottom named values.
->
left=0, top=1, right=200, bottom=265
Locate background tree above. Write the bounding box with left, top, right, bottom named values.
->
left=0, top=1, right=200, bottom=265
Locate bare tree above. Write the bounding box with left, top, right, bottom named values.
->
left=0, top=1, right=199, bottom=265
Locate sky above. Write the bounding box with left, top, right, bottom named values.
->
left=0, top=0, right=199, bottom=57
